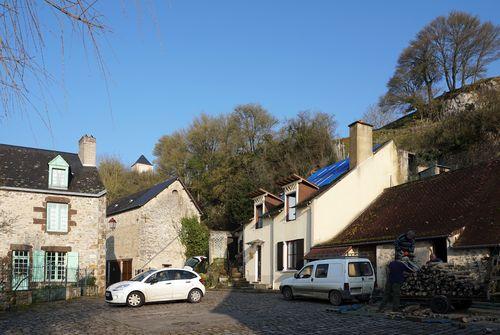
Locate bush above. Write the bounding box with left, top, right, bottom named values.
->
left=179, top=217, right=209, bottom=258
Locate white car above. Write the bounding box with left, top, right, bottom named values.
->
left=105, top=268, right=206, bottom=307
left=279, top=257, right=375, bottom=305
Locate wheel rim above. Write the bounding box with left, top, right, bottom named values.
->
left=191, top=290, right=201, bottom=302
left=128, top=293, right=141, bottom=306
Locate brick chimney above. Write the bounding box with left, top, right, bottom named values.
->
left=78, top=135, right=96, bottom=167
left=348, top=121, right=373, bottom=169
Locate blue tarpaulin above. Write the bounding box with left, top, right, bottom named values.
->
left=307, top=144, right=383, bottom=188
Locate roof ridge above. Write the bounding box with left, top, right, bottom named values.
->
left=386, top=159, right=499, bottom=191
left=107, top=177, right=177, bottom=208
left=0, top=143, right=77, bottom=156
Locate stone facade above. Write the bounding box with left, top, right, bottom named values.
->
left=0, top=189, right=107, bottom=293
left=106, top=180, right=201, bottom=276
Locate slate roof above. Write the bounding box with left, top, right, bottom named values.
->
left=0, top=144, right=105, bottom=195
left=133, top=155, right=152, bottom=166
left=318, top=159, right=500, bottom=248
left=107, top=177, right=202, bottom=216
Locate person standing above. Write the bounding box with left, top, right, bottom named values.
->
left=395, top=230, right=416, bottom=260
left=378, top=258, right=411, bottom=312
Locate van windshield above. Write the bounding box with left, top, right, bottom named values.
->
left=348, top=262, right=373, bottom=277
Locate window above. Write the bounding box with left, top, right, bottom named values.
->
left=132, top=269, right=156, bottom=282
left=45, top=252, right=66, bottom=281
left=277, top=242, right=284, bottom=271
left=46, top=202, right=68, bottom=233
left=286, top=239, right=304, bottom=270
left=286, top=192, right=296, bottom=221
left=12, top=250, right=30, bottom=291
left=51, top=169, right=67, bottom=188
left=348, top=262, right=373, bottom=277
left=146, top=270, right=170, bottom=283
left=48, top=155, right=69, bottom=189
left=315, top=264, right=329, bottom=278
left=297, top=265, right=313, bottom=278
left=168, top=270, right=196, bottom=280
left=255, top=204, right=263, bottom=229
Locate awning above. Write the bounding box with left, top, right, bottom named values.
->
left=304, top=246, right=352, bottom=260
left=246, top=239, right=265, bottom=246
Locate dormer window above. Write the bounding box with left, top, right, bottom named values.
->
left=48, top=155, right=69, bottom=189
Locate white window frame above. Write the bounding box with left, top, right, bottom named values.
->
left=51, top=168, right=67, bottom=188
left=45, top=251, right=67, bottom=281
left=46, top=202, right=69, bottom=233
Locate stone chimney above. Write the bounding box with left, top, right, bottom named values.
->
left=348, top=121, right=373, bottom=169
left=78, top=135, right=96, bottom=167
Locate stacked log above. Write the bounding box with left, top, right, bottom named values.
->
left=401, top=261, right=488, bottom=298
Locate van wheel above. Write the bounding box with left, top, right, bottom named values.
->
left=329, top=290, right=342, bottom=306
left=188, top=289, right=203, bottom=303
left=282, top=287, right=294, bottom=300
left=126, top=291, right=144, bottom=307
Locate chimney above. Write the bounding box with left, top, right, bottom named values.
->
left=78, top=135, right=96, bottom=167
left=348, top=121, right=373, bottom=169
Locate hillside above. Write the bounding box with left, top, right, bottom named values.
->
left=371, top=76, right=500, bottom=168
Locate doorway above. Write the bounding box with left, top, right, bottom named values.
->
left=256, top=245, right=262, bottom=282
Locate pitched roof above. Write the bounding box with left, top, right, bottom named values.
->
left=0, top=144, right=105, bottom=195
left=133, top=155, right=152, bottom=166
left=106, top=177, right=202, bottom=216
left=296, top=142, right=386, bottom=208
left=319, top=160, right=500, bottom=248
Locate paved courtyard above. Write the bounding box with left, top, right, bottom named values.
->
left=0, top=290, right=499, bottom=334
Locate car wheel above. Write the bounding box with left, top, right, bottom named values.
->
left=282, top=287, right=294, bottom=300
left=126, top=291, right=144, bottom=307
left=431, top=295, right=451, bottom=314
left=329, top=290, right=342, bottom=306
left=188, top=289, right=203, bottom=303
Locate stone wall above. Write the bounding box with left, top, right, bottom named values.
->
left=0, top=190, right=106, bottom=293
left=106, top=180, right=201, bottom=274
left=375, top=241, right=433, bottom=287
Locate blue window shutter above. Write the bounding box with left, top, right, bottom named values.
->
left=66, top=252, right=79, bottom=282
left=32, top=250, right=45, bottom=282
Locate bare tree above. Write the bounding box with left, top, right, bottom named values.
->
left=425, top=11, right=499, bottom=91
left=362, top=103, right=398, bottom=129
left=0, top=0, right=106, bottom=120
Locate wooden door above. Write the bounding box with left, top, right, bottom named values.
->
left=122, top=260, right=132, bottom=281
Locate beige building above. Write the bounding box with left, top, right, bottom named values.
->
left=307, top=159, right=499, bottom=288
left=0, top=136, right=107, bottom=293
left=106, top=178, right=202, bottom=285
left=243, top=121, right=412, bottom=289
left=131, top=155, right=154, bottom=174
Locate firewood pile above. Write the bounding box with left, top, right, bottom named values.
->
left=401, top=261, right=489, bottom=298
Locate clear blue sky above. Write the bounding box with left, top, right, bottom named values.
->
left=1, top=0, right=499, bottom=166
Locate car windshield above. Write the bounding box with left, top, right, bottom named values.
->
left=130, top=269, right=156, bottom=282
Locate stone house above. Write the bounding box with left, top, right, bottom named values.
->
left=0, top=136, right=107, bottom=293
left=243, top=121, right=413, bottom=289
left=306, top=159, right=500, bottom=288
left=105, top=177, right=202, bottom=285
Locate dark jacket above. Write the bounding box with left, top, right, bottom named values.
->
left=388, top=260, right=410, bottom=284
left=395, top=233, right=415, bottom=259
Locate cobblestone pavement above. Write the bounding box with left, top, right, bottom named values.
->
left=1, top=290, right=499, bottom=335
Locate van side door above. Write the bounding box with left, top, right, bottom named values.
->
left=310, top=263, right=330, bottom=300
left=292, top=265, right=314, bottom=297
